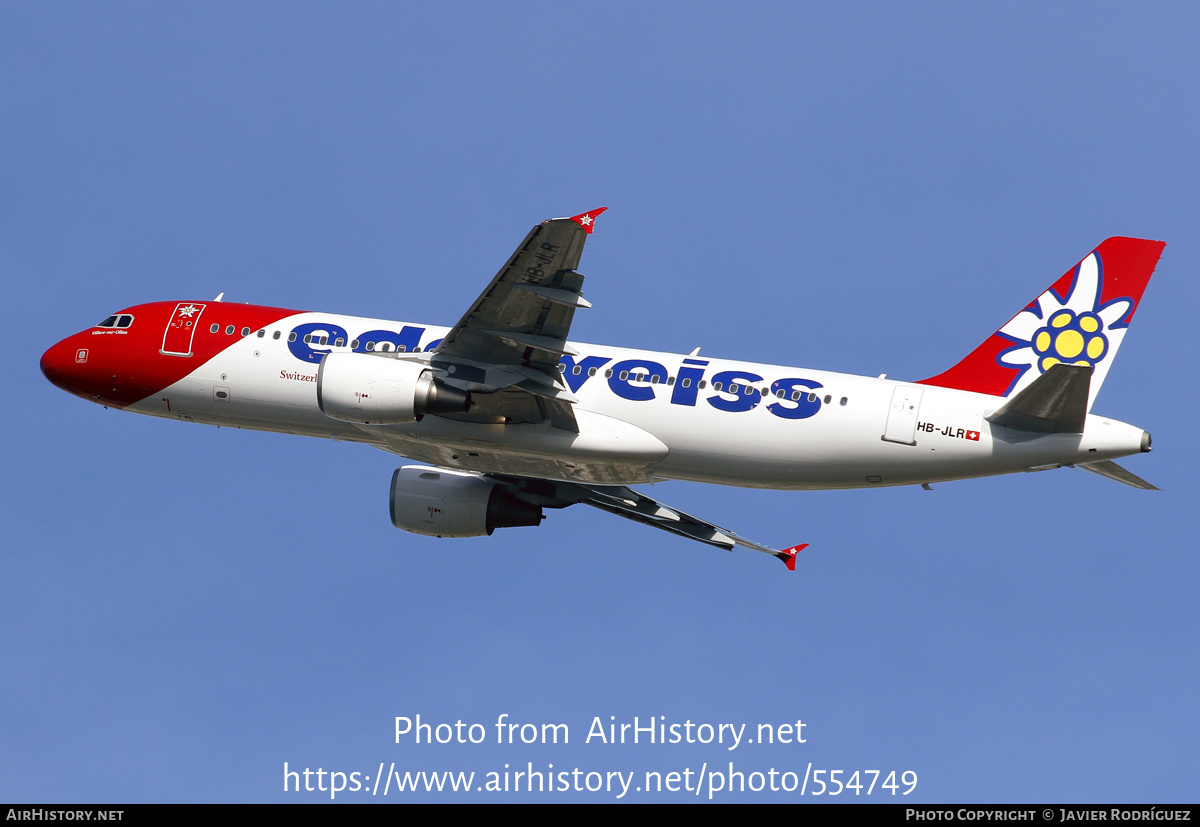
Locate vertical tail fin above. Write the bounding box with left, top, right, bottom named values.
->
left=918, top=237, right=1165, bottom=410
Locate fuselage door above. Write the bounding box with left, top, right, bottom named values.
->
left=882, top=385, right=924, bottom=446
left=161, top=303, right=206, bottom=356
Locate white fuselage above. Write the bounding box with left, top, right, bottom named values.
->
left=126, top=310, right=1148, bottom=490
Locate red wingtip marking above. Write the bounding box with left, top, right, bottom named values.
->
left=569, top=207, right=607, bottom=234
left=779, top=543, right=808, bottom=571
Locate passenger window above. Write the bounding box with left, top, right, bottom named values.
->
left=588, top=367, right=597, bottom=377
left=558, top=363, right=566, bottom=372
left=791, top=391, right=801, bottom=401
left=681, top=378, right=691, bottom=388
left=698, top=380, right=706, bottom=389
left=776, top=389, right=785, bottom=398
left=605, top=369, right=613, bottom=378
left=713, top=381, right=723, bottom=392
left=572, top=366, right=582, bottom=375
left=650, top=375, right=660, bottom=384
left=225, top=325, right=235, bottom=335
left=366, top=342, right=375, bottom=351
left=380, top=343, right=391, bottom=352
left=824, top=394, right=831, bottom=403
left=211, top=324, right=220, bottom=333
left=304, top=334, right=312, bottom=343
left=619, top=371, right=629, bottom=380
left=840, top=397, right=848, bottom=406
left=241, top=327, right=250, bottom=337
left=350, top=339, right=359, bottom=349
left=288, top=332, right=297, bottom=342
left=334, top=338, right=344, bottom=347
left=257, top=330, right=265, bottom=338
left=808, top=393, right=817, bottom=402
left=273, top=331, right=281, bottom=340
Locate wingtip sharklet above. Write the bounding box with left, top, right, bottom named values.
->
left=568, top=207, right=607, bottom=234
left=778, top=543, right=808, bottom=571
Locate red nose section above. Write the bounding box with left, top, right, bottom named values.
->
left=41, top=333, right=121, bottom=405
left=43, top=301, right=303, bottom=409
left=40, top=328, right=156, bottom=408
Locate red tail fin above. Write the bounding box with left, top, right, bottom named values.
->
left=918, top=237, right=1164, bottom=409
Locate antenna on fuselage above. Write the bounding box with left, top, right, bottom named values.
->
left=213, top=292, right=225, bottom=302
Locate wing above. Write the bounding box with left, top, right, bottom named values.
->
left=430, top=208, right=606, bottom=432
left=491, top=474, right=807, bottom=570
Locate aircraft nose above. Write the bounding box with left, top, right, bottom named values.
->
left=41, top=335, right=103, bottom=401
left=41, top=337, right=78, bottom=388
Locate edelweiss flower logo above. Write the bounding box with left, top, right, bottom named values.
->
left=1029, top=309, right=1107, bottom=372
left=997, top=252, right=1132, bottom=385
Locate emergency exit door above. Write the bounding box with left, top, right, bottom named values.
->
left=882, top=386, right=923, bottom=445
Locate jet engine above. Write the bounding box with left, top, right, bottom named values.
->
left=389, top=466, right=544, bottom=537
left=317, top=352, right=470, bottom=424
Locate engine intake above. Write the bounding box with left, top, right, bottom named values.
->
left=317, top=352, right=470, bottom=424
left=390, top=466, right=543, bottom=537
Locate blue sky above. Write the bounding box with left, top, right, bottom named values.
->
left=3, top=3, right=1197, bottom=802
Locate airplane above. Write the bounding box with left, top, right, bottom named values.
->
left=40, top=209, right=1163, bottom=570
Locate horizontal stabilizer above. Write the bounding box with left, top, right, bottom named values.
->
left=1075, top=460, right=1159, bottom=490
left=986, top=363, right=1091, bottom=433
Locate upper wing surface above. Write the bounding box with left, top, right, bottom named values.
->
left=435, top=209, right=603, bottom=371
left=430, top=209, right=604, bottom=430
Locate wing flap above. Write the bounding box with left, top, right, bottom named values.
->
left=513, top=282, right=593, bottom=308
left=480, top=329, right=581, bottom=357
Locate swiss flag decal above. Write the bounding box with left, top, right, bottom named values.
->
left=966, top=430, right=980, bottom=441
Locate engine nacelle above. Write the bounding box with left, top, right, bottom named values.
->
left=389, top=466, right=544, bottom=538
left=317, top=352, right=470, bottom=424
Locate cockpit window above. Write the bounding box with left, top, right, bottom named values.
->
left=97, top=314, right=134, bottom=329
